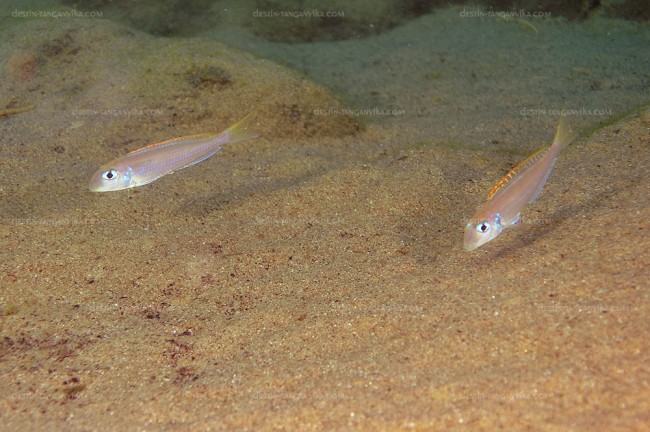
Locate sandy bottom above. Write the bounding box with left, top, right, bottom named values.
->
left=1, top=5, right=650, bottom=431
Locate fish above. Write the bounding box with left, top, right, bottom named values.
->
left=463, top=114, right=577, bottom=251
left=89, top=112, right=259, bottom=192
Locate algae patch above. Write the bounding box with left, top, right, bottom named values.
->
left=184, top=65, right=233, bottom=90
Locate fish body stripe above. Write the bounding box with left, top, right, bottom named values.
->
left=126, top=133, right=216, bottom=156
left=486, top=146, right=548, bottom=201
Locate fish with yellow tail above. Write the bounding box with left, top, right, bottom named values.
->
left=464, top=114, right=578, bottom=251
left=89, top=112, right=259, bottom=192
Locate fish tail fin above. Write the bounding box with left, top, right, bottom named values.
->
left=552, top=112, right=578, bottom=152
left=224, top=112, right=260, bottom=144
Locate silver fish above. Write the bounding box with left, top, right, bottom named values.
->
left=464, top=114, right=577, bottom=250
left=89, top=113, right=258, bottom=192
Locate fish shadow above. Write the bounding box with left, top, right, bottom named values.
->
left=493, top=181, right=634, bottom=258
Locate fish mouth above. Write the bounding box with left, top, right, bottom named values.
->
left=88, top=181, right=101, bottom=192
left=463, top=226, right=479, bottom=251
left=88, top=176, right=104, bottom=192
left=463, top=241, right=478, bottom=251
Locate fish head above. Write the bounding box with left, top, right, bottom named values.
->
left=89, top=165, right=133, bottom=192
left=464, top=213, right=503, bottom=251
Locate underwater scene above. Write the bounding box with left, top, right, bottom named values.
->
left=1, top=0, right=649, bottom=430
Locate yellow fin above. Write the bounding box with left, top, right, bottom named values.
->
left=552, top=112, right=578, bottom=151
left=224, top=112, right=259, bottom=144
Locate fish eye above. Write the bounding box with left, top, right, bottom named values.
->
left=476, top=222, right=490, bottom=234
left=102, top=169, right=119, bottom=181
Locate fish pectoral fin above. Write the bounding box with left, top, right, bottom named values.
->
left=512, top=214, right=521, bottom=225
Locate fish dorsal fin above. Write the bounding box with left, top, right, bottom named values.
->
left=486, top=146, right=548, bottom=201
